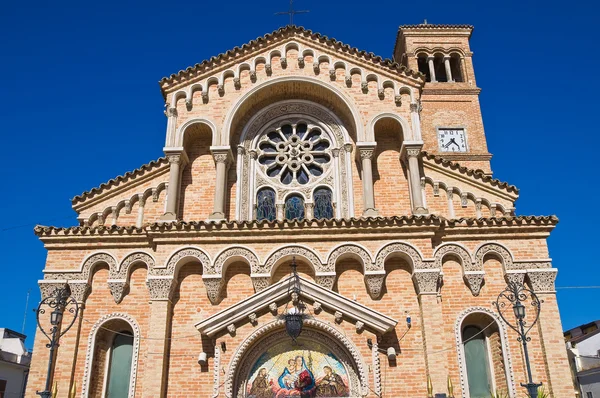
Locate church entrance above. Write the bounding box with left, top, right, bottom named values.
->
left=229, top=322, right=365, bottom=398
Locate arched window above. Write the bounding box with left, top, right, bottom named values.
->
left=285, top=195, right=305, bottom=220
left=417, top=54, right=431, bottom=82
left=463, top=325, right=493, bottom=397
left=450, top=53, right=463, bottom=82
left=105, top=332, right=134, bottom=398
left=256, top=188, right=276, bottom=221
left=433, top=54, right=448, bottom=82
left=313, top=188, right=334, bottom=219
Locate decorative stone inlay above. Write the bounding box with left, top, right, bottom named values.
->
left=463, top=271, right=485, bottom=296
left=262, top=245, right=325, bottom=274
left=225, top=319, right=368, bottom=398
left=214, top=247, right=260, bottom=274
left=327, top=244, right=374, bottom=272
left=474, top=243, right=513, bottom=270
left=375, top=242, right=425, bottom=270
left=107, top=279, right=128, bottom=304
left=364, top=273, right=385, bottom=299
left=412, top=269, right=442, bottom=295
left=146, top=277, right=177, bottom=301
left=527, top=268, right=558, bottom=293
left=82, top=313, right=141, bottom=398
left=434, top=244, right=475, bottom=271
left=113, top=252, right=155, bottom=279
left=157, top=247, right=211, bottom=276
left=455, top=307, right=517, bottom=398
left=81, top=253, right=117, bottom=280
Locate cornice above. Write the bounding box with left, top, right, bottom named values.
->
left=159, top=25, right=423, bottom=95
left=421, top=86, right=481, bottom=96
left=438, top=216, right=558, bottom=240
left=422, top=151, right=519, bottom=197
left=71, top=157, right=169, bottom=210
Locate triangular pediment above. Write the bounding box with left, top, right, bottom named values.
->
left=195, top=276, right=397, bottom=337
left=160, top=25, right=423, bottom=96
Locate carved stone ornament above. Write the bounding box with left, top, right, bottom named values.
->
left=355, top=321, right=365, bottom=332
left=204, top=277, right=225, bottom=304
left=108, top=279, right=128, bottom=304
left=434, top=243, right=475, bottom=271
left=268, top=302, right=278, bottom=315
left=213, top=345, right=221, bottom=398
left=225, top=319, right=368, bottom=398
left=146, top=277, right=177, bottom=301
left=315, top=274, right=336, bottom=290
left=527, top=269, right=558, bottom=293
left=233, top=77, right=241, bottom=89
left=377, top=88, right=384, bottom=98
left=504, top=270, right=526, bottom=285
left=156, top=247, right=211, bottom=277
left=265, top=64, right=272, bottom=74
left=335, top=311, right=343, bottom=323
left=213, top=153, right=230, bottom=165
left=166, top=107, right=177, bottom=117
left=201, top=91, right=209, bottom=102
left=474, top=243, right=514, bottom=270
left=463, top=271, right=485, bottom=296
left=375, top=242, right=425, bottom=270
left=297, top=56, right=305, bottom=67
left=313, top=61, right=320, bottom=73
left=395, top=95, right=402, bottom=105
left=227, top=324, right=236, bottom=335
left=262, top=246, right=325, bottom=274
left=364, top=273, right=385, bottom=299
left=249, top=70, right=257, bottom=81
left=167, top=154, right=181, bottom=165
left=461, top=193, right=468, bottom=207
left=405, top=148, right=420, bottom=159
left=217, top=84, right=224, bottom=96
left=361, top=81, right=368, bottom=91
left=433, top=182, right=440, bottom=196
left=67, top=280, right=91, bottom=303
left=38, top=281, right=68, bottom=300
left=113, top=252, right=155, bottom=280
left=454, top=307, right=517, bottom=398
left=359, top=148, right=374, bottom=160
left=214, top=247, right=260, bottom=274
left=328, top=244, right=374, bottom=272
left=82, top=313, right=141, bottom=398
left=412, top=269, right=442, bottom=295
left=80, top=252, right=118, bottom=280
left=252, top=276, right=270, bottom=293
left=372, top=340, right=382, bottom=397
left=280, top=57, right=287, bottom=68
left=345, top=74, right=352, bottom=85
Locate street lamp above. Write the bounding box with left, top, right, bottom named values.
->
left=494, top=281, right=542, bottom=398
left=35, top=284, right=79, bottom=398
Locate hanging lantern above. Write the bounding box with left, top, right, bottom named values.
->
left=285, top=306, right=304, bottom=341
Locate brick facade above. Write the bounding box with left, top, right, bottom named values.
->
left=27, top=24, right=574, bottom=397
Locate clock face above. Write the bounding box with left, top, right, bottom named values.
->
left=438, top=129, right=467, bottom=152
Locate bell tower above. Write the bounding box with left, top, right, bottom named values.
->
left=394, top=23, right=492, bottom=173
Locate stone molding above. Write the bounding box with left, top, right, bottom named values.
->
left=195, top=275, right=397, bottom=337
left=81, top=312, right=141, bottom=398
left=224, top=318, right=369, bottom=398
left=454, top=306, right=517, bottom=398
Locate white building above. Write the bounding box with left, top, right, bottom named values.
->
left=0, top=329, right=30, bottom=398
left=565, top=321, right=600, bottom=398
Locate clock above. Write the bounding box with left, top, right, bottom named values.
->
left=438, top=128, right=467, bottom=152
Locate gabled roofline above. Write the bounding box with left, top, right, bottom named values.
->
left=195, top=275, right=398, bottom=337
left=159, top=25, right=423, bottom=96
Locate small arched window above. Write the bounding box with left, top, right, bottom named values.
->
left=284, top=195, right=305, bottom=220
left=450, top=53, right=463, bottom=82
left=105, top=331, right=134, bottom=398
left=313, top=188, right=334, bottom=219
left=463, top=326, right=492, bottom=397
left=256, top=188, right=276, bottom=221
left=417, top=54, right=431, bottom=82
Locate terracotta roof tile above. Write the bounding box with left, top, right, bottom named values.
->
left=399, top=24, right=474, bottom=30
left=71, top=157, right=168, bottom=204
left=445, top=215, right=558, bottom=227
left=422, top=151, right=519, bottom=194
left=159, top=25, right=423, bottom=90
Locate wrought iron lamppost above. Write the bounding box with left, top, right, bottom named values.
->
left=283, top=257, right=306, bottom=341
left=35, top=284, right=79, bottom=398
left=493, top=281, right=542, bottom=398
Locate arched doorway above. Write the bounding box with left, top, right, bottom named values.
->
left=227, top=320, right=367, bottom=398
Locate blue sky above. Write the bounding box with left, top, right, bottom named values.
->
left=1, top=0, right=598, bottom=348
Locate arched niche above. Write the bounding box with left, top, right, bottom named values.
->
left=226, top=319, right=368, bottom=398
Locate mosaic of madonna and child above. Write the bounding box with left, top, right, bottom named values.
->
left=245, top=340, right=350, bottom=398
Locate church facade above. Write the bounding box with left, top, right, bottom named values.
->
left=28, top=24, right=575, bottom=397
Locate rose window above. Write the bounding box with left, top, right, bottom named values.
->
left=258, top=122, right=331, bottom=185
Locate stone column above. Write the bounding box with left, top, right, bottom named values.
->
left=209, top=146, right=233, bottom=220
left=143, top=277, right=176, bottom=398
left=356, top=142, right=378, bottom=217
left=527, top=269, right=576, bottom=397
left=413, top=269, right=448, bottom=396
left=164, top=107, right=178, bottom=147
left=160, top=150, right=188, bottom=222
left=427, top=56, right=437, bottom=82
left=401, top=142, right=428, bottom=214
left=409, top=102, right=423, bottom=141
left=136, top=195, right=146, bottom=228
left=444, top=56, right=453, bottom=82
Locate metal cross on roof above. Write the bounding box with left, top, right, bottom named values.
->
left=275, top=0, right=309, bottom=25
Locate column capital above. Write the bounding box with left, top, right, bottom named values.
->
left=413, top=269, right=442, bottom=295
left=163, top=147, right=189, bottom=166
left=527, top=268, right=558, bottom=294
left=210, top=146, right=234, bottom=166
left=165, top=107, right=178, bottom=117
left=400, top=141, right=424, bottom=160
left=356, top=142, right=377, bottom=161
left=410, top=102, right=422, bottom=113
